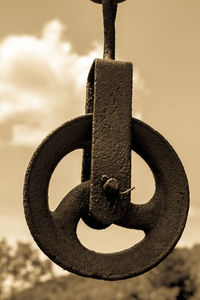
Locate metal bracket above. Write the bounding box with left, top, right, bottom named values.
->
left=87, top=59, right=132, bottom=224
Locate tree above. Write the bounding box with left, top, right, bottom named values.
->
left=0, top=239, right=12, bottom=296
left=148, top=248, right=196, bottom=300
left=0, top=238, right=54, bottom=299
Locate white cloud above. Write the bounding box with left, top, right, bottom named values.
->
left=11, top=124, right=48, bottom=147
left=0, top=20, right=143, bottom=146
left=43, top=20, right=64, bottom=42
left=133, top=69, right=149, bottom=95
left=0, top=20, right=102, bottom=146
left=133, top=111, right=142, bottom=120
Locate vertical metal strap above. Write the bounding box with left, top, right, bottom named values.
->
left=81, top=67, right=94, bottom=183
left=90, top=58, right=132, bottom=224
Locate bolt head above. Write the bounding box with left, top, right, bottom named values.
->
left=103, top=177, right=119, bottom=195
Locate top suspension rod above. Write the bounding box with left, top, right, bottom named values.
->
left=90, top=0, right=127, bottom=59
left=102, top=0, right=117, bottom=59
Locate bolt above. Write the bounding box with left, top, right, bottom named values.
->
left=102, top=176, right=119, bottom=196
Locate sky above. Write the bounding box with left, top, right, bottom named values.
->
left=0, top=0, right=200, bottom=274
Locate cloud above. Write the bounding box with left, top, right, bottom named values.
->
left=0, top=20, right=102, bottom=146
left=0, top=20, right=144, bottom=146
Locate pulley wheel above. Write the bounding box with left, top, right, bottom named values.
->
left=24, top=114, right=189, bottom=280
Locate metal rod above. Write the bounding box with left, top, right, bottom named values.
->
left=102, top=0, right=117, bottom=60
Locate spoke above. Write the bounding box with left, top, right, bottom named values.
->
left=115, top=194, right=162, bottom=232
left=51, top=182, right=90, bottom=233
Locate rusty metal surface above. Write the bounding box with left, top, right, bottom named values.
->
left=24, top=114, right=189, bottom=280
left=81, top=0, right=127, bottom=229
left=102, top=0, right=117, bottom=60
left=90, top=59, right=132, bottom=224
left=81, top=62, right=110, bottom=230
left=81, top=63, right=94, bottom=183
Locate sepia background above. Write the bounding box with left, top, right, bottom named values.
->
left=0, top=0, right=199, bottom=279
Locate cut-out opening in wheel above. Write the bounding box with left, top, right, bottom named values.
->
left=49, top=150, right=82, bottom=211
left=131, top=152, right=155, bottom=205
left=77, top=220, right=145, bottom=253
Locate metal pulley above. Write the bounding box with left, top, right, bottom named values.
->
left=23, top=0, right=189, bottom=281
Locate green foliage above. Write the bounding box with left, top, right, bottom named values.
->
left=1, top=240, right=200, bottom=300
